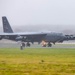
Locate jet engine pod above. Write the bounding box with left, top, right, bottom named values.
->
left=16, top=36, right=23, bottom=41
left=16, top=35, right=27, bottom=41
left=0, top=36, right=3, bottom=40
left=65, top=35, right=74, bottom=40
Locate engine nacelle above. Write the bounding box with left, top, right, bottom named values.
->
left=16, top=36, right=23, bottom=41
left=0, top=36, right=3, bottom=40
left=16, top=36, right=28, bottom=42
left=65, top=35, right=75, bottom=40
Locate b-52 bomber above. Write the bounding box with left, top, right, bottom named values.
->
left=0, top=16, right=75, bottom=48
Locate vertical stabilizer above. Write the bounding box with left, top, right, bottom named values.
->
left=2, top=16, right=13, bottom=33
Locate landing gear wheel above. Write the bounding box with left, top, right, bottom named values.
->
left=48, top=42, right=52, bottom=47
left=42, top=44, right=46, bottom=47
left=20, top=42, right=25, bottom=50
left=26, top=42, right=31, bottom=47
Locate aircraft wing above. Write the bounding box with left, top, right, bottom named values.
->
left=0, top=32, right=47, bottom=42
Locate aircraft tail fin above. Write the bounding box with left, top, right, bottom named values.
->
left=2, top=16, right=13, bottom=33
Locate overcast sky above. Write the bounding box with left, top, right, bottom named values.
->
left=0, top=0, right=75, bottom=33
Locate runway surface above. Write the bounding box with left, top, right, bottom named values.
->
left=0, top=39, right=75, bottom=48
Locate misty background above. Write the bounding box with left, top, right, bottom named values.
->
left=0, top=0, right=75, bottom=34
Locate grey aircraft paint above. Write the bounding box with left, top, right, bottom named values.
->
left=0, top=16, right=75, bottom=47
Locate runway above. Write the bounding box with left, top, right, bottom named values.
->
left=0, top=39, right=75, bottom=48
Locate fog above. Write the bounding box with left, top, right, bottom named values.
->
left=0, top=0, right=75, bottom=34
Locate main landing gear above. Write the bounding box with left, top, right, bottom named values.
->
left=47, top=42, right=52, bottom=47
left=26, top=42, right=31, bottom=47
left=42, top=42, right=52, bottom=47
left=20, top=42, right=31, bottom=50
left=20, top=42, right=25, bottom=50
